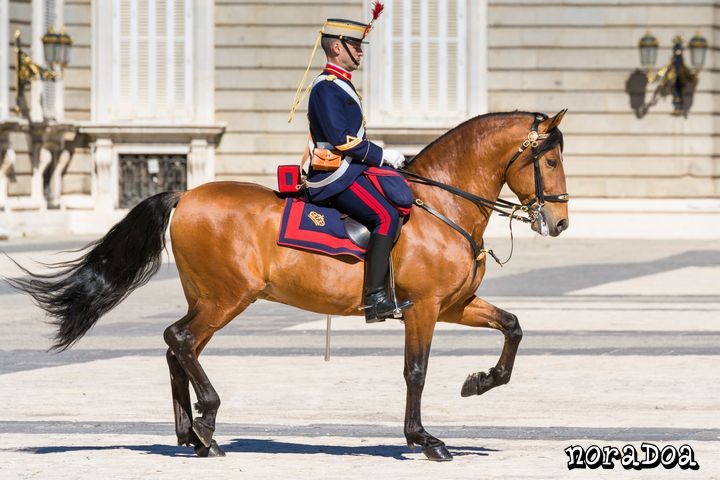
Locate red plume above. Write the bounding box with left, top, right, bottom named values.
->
left=371, top=1, right=385, bottom=20
left=364, top=1, right=384, bottom=38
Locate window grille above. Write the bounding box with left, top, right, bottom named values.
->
left=118, top=153, right=187, bottom=208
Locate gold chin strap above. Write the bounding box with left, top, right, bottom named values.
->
left=288, top=31, right=323, bottom=123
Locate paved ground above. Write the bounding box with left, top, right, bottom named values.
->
left=0, top=235, right=719, bottom=479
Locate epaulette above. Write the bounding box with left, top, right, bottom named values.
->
left=325, top=75, right=337, bottom=82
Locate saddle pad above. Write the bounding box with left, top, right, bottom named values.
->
left=277, top=198, right=366, bottom=260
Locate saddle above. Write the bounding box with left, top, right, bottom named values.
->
left=276, top=197, right=401, bottom=260
left=276, top=163, right=412, bottom=259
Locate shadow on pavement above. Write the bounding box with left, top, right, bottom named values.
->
left=18, top=438, right=497, bottom=460
left=479, top=249, right=720, bottom=296
left=224, top=438, right=495, bottom=460
left=18, top=444, right=195, bottom=457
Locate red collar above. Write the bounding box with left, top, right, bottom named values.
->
left=324, top=63, right=352, bottom=81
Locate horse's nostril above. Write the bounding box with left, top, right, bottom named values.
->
left=556, top=219, right=568, bottom=232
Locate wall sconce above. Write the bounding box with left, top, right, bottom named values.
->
left=14, top=27, right=72, bottom=113
left=633, top=32, right=707, bottom=117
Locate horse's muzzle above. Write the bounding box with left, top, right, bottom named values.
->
left=555, top=218, right=569, bottom=234
left=532, top=208, right=568, bottom=237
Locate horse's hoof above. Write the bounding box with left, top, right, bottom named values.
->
left=462, top=370, right=498, bottom=397
left=192, top=418, right=215, bottom=448
left=422, top=444, right=453, bottom=461
left=178, top=432, right=202, bottom=447
left=461, top=372, right=480, bottom=397
left=195, top=440, right=226, bottom=457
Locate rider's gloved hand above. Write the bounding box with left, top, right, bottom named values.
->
left=381, top=149, right=406, bottom=169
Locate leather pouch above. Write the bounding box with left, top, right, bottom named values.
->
left=311, top=148, right=343, bottom=171
left=277, top=165, right=302, bottom=195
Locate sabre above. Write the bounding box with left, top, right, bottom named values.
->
left=324, top=314, right=332, bottom=361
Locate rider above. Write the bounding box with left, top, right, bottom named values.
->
left=292, top=11, right=413, bottom=323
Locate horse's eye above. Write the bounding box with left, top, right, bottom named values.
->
left=546, top=159, right=557, bottom=168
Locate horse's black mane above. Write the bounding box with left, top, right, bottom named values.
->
left=406, top=111, right=563, bottom=167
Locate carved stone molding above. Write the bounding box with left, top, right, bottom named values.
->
left=80, top=123, right=226, bottom=210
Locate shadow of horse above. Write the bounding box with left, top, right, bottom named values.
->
left=18, top=444, right=195, bottom=457
left=19, top=439, right=497, bottom=460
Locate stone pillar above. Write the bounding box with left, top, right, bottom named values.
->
left=206, top=145, right=216, bottom=184
left=0, top=147, right=15, bottom=211
left=93, top=138, right=115, bottom=211
left=49, top=149, right=71, bottom=209
left=29, top=146, right=51, bottom=211
left=188, top=138, right=210, bottom=189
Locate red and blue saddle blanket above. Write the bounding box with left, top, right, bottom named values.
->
left=277, top=167, right=412, bottom=260
left=278, top=197, right=366, bottom=259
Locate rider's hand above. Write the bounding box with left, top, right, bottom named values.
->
left=382, top=149, right=406, bottom=169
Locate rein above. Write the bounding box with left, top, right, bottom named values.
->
left=399, top=113, right=570, bottom=282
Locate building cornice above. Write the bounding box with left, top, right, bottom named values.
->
left=77, top=123, right=227, bottom=146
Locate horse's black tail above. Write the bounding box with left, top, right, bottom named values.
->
left=7, top=191, right=181, bottom=352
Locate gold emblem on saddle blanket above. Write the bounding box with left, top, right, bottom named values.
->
left=308, top=211, right=326, bottom=227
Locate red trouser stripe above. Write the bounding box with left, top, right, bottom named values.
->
left=349, top=182, right=392, bottom=236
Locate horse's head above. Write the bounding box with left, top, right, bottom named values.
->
left=505, top=110, right=570, bottom=237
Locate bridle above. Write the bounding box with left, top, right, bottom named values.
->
left=504, top=113, right=569, bottom=210
left=398, top=113, right=570, bottom=281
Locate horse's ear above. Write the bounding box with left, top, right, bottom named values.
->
left=540, top=109, right=568, bottom=132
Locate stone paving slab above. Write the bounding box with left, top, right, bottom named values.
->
left=1, top=356, right=717, bottom=429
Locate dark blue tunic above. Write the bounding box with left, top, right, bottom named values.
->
left=306, top=74, right=384, bottom=202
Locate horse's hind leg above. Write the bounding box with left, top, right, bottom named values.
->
left=446, top=296, right=523, bottom=397
left=163, top=301, right=247, bottom=457
left=166, top=347, right=200, bottom=447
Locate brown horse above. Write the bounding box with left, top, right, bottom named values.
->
left=10, top=110, right=569, bottom=461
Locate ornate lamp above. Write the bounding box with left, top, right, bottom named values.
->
left=688, top=33, right=708, bottom=70
left=14, top=27, right=72, bottom=113
left=638, top=31, right=659, bottom=69
left=635, top=32, right=707, bottom=116
left=41, top=26, right=72, bottom=70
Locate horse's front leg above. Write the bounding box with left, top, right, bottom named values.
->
left=445, top=295, right=523, bottom=397
left=403, top=301, right=453, bottom=461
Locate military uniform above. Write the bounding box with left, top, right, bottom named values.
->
left=306, top=63, right=402, bottom=240
left=290, top=9, right=413, bottom=322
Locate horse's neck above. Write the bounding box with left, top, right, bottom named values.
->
left=407, top=117, right=520, bottom=237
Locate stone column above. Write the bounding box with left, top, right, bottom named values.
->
left=0, top=147, right=15, bottom=211
left=93, top=138, right=115, bottom=211
left=29, top=145, right=51, bottom=211
left=188, top=138, right=209, bottom=189
left=49, top=148, right=71, bottom=208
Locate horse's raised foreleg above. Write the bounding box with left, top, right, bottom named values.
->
left=163, top=304, right=237, bottom=457
left=448, top=296, right=523, bottom=397
left=403, top=302, right=453, bottom=461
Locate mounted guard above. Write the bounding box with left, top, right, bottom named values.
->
left=9, top=0, right=572, bottom=462
left=288, top=2, right=414, bottom=323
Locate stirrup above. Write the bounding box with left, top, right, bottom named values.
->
left=360, top=296, right=413, bottom=323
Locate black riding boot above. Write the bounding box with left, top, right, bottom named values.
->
left=363, top=233, right=413, bottom=323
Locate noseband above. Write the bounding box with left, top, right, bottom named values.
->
left=505, top=113, right=569, bottom=210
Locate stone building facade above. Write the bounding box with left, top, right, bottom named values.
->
left=0, top=0, right=717, bottom=233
